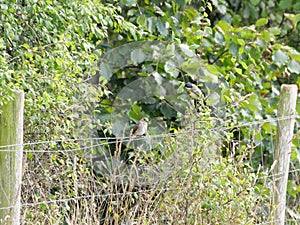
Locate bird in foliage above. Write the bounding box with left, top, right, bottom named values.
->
left=185, top=82, right=206, bottom=110
left=130, top=117, right=149, bottom=137
left=126, top=117, right=149, bottom=148
left=185, top=82, right=204, bottom=100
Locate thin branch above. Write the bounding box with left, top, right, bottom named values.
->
left=208, top=50, right=228, bottom=65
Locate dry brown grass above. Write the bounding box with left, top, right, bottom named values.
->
left=20, top=124, right=272, bottom=224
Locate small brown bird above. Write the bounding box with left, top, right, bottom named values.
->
left=130, top=117, right=149, bottom=137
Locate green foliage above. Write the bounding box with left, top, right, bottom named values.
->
left=1, top=0, right=300, bottom=223
left=96, top=0, right=300, bottom=221
left=0, top=0, right=139, bottom=141
left=160, top=158, right=259, bottom=224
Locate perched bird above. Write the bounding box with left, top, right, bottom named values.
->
left=185, top=82, right=207, bottom=111
left=185, top=82, right=203, bottom=100
left=130, top=117, right=149, bottom=137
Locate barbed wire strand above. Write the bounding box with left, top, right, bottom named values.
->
left=0, top=149, right=298, bottom=220
left=0, top=133, right=177, bottom=153
left=0, top=116, right=298, bottom=222
left=0, top=115, right=299, bottom=152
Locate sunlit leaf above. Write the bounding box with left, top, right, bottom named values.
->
left=179, top=44, right=195, bottom=57
left=181, top=60, right=199, bottom=76
left=269, top=27, right=281, bottom=35
left=272, top=50, right=289, bottom=67
left=137, top=15, right=146, bottom=26
left=164, top=60, right=178, bottom=78
left=216, top=20, right=231, bottom=32
left=288, top=60, right=300, bottom=74
left=255, top=18, right=268, bottom=27
left=122, top=0, right=136, bottom=7
left=284, top=13, right=300, bottom=29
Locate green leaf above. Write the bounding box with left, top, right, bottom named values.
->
left=240, top=27, right=256, bottom=39
left=132, top=103, right=142, bottom=114
left=237, top=39, right=245, bottom=46
left=160, top=102, right=176, bottom=118
left=235, top=67, right=243, bottom=75
left=147, top=17, right=156, bottom=33
left=250, top=0, right=260, bottom=6
left=27, top=152, right=34, bottom=160
left=288, top=49, right=300, bottom=62
left=206, top=64, right=219, bottom=75
left=185, top=8, right=199, bottom=21
left=269, top=27, right=281, bottom=35
left=156, top=19, right=168, bottom=36
left=279, top=0, right=292, bottom=9
left=129, top=103, right=143, bottom=119
left=100, top=62, right=113, bottom=81
left=206, top=93, right=220, bottom=106
left=262, top=123, right=271, bottom=133
left=272, top=50, right=289, bottom=67
left=189, top=44, right=200, bottom=50
left=241, top=94, right=262, bottom=111
left=238, top=46, right=244, bottom=54
left=22, top=43, right=30, bottom=49
left=204, top=27, right=213, bottom=36
left=179, top=44, right=195, bottom=57
left=284, top=13, right=300, bottom=29
left=207, top=3, right=213, bottom=12
left=181, top=60, right=199, bottom=76
left=214, top=32, right=224, bottom=45
left=241, top=61, right=248, bottom=70
left=122, top=0, right=136, bottom=7
left=152, top=72, right=163, bottom=85
left=287, top=180, right=297, bottom=198
left=261, top=30, right=275, bottom=42
left=203, top=72, right=218, bottom=83
left=164, top=60, right=179, bottom=78
left=40, top=203, right=47, bottom=211
left=255, top=18, right=268, bottom=27
left=288, top=60, right=300, bottom=74
left=204, top=66, right=218, bottom=83
left=216, top=20, right=231, bottom=32
left=131, top=49, right=146, bottom=65
left=137, top=15, right=146, bottom=26
left=229, top=43, right=238, bottom=55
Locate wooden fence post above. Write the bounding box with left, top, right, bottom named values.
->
left=0, top=91, right=24, bottom=225
left=273, top=84, right=297, bottom=225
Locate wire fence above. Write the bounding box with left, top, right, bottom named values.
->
left=1, top=115, right=300, bottom=224
left=1, top=114, right=299, bottom=148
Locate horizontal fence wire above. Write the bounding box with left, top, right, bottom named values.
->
left=0, top=115, right=299, bottom=152
left=256, top=219, right=300, bottom=225
left=0, top=167, right=298, bottom=212
left=0, top=114, right=300, bottom=224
